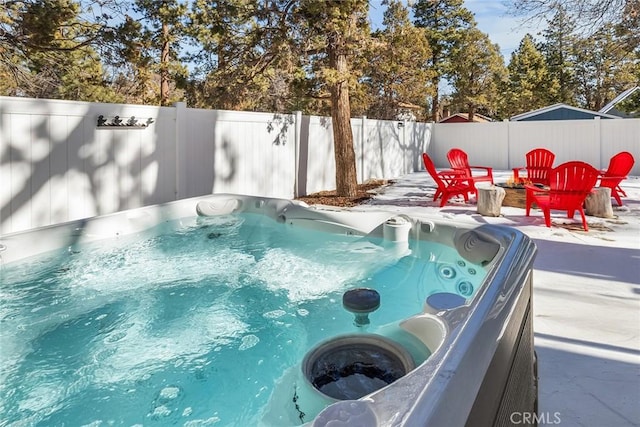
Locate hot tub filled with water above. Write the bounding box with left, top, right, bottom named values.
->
left=0, top=210, right=484, bottom=426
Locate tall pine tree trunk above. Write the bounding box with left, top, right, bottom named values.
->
left=468, top=105, right=475, bottom=122
left=431, top=76, right=440, bottom=122
left=160, top=22, right=170, bottom=106
left=328, top=34, right=358, bottom=197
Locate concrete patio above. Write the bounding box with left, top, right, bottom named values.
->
left=353, top=170, right=640, bottom=427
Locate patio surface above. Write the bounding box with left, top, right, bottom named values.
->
left=352, top=170, right=640, bottom=426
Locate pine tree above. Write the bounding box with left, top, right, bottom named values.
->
left=539, top=5, right=578, bottom=104
left=615, top=1, right=640, bottom=53
left=0, top=0, right=119, bottom=101
left=506, top=34, right=557, bottom=116
left=364, top=0, right=434, bottom=120
left=412, top=0, right=475, bottom=121
left=187, top=0, right=261, bottom=109
left=123, top=0, right=188, bottom=106
left=572, top=25, right=639, bottom=111
left=449, top=28, right=507, bottom=120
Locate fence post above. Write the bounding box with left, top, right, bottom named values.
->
left=360, top=116, right=367, bottom=182
left=594, top=116, right=602, bottom=169
left=402, top=119, right=407, bottom=173
left=174, top=101, right=187, bottom=200
left=504, top=119, right=511, bottom=169
left=294, top=111, right=302, bottom=197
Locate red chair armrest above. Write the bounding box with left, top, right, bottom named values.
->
left=524, top=184, right=546, bottom=193
left=438, top=169, right=464, bottom=176
left=599, top=175, right=627, bottom=181
left=440, top=173, right=473, bottom=183
left=469, top=166, right=493, bottom=172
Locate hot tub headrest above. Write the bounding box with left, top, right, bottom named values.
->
left=453, top=230, right=500, bottom=265
left=196, top=199, right=242, bottom=216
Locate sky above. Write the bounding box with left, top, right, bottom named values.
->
left=463, top=0, right=544, bottom=59
left=369, top=0, right=547, bottom=61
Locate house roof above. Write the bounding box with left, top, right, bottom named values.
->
left=438, top=112, right=492, bottom=123
left=510, top=103, right=621, bottom=121
left=599, top=86, right=639, bottom=116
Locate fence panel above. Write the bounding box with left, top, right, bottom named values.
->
left=360, top=119, right=407, bottom=181
left=431, top=121, right=510, bottom=170
left=601, top=119, right=640, bottom=172
left=432, top=119, right=639, bottom=175
left=0, top=97, right=175, bottom=233
left=181, top=108, right=216, bottom=198
left=209, top=110, right=296, bottom=198
left=508, top=119, right=601, bottom=168
left=304, top=116, right=335, bottom=195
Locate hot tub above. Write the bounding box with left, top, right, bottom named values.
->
left=0, top=194, right=537, bottom=426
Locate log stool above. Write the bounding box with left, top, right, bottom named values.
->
left=585, top=187, right=614, bottom=218
left=477, top=185, right=506, bottom=217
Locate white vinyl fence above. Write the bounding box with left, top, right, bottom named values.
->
left=0, top=97, right=428, bottom=234
left=1, top=96, right=638, bottom=234
left=431, top=118, right=639, bottom=175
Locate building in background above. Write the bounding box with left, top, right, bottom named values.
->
left=438, top=113, right=493, bottom=123
left=510, top=104, right=620, bottom=121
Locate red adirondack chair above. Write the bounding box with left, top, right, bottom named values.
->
left=422, top=153, right=474, bottom=207
left=525, top=161, right=600, bottom=231
left=513, top=148, right=555, bottom=185
left=598, top=151, right=635, bottom=206
left=446, top=148, right=493, bottom=194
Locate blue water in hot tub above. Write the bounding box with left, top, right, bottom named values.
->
left=0, top=213, right=485, bottom=426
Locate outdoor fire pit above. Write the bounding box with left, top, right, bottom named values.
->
left=495, top=184, right=527, bottom=208
left=496, top=178, right=543, bottom=209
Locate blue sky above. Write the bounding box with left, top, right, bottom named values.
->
left=369, top=0, right=546, bottom=61
left=464, top=0, right=544, bottom=59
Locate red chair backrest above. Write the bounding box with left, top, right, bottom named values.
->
left=548, top=161, right=599, bottom=208
left=447, top=148, right=469, bottom=171
left=526, top=148, right=555, bottom=184
left=602, top=151, right=635, bottom=178
left=422, top=153, right=446, bottom=188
